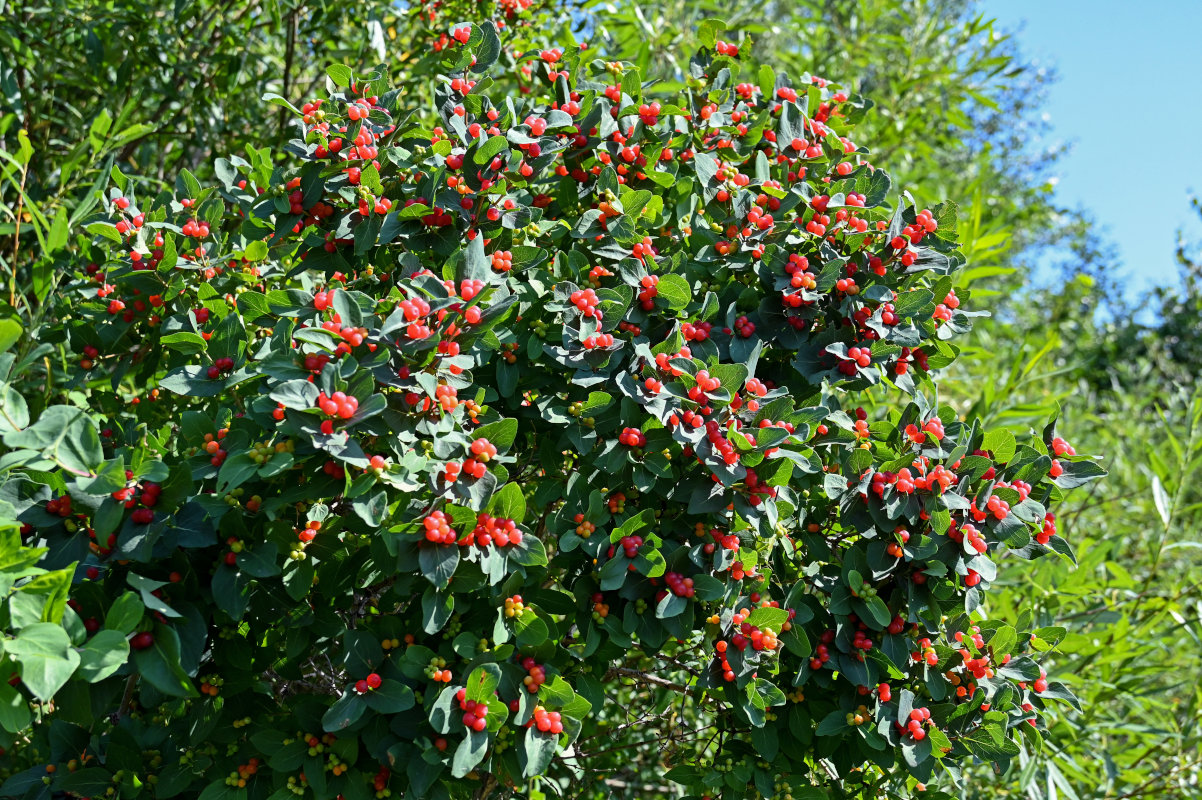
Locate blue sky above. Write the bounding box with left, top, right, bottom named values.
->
left=982, top=0, right=1202, bottom=297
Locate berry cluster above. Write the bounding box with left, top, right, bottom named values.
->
left=529, top=705, right=563, bottom=735
left=618, top=427, right=646, bottom=447
left=503, top=595, right=526, bottom=618
left=455, top=689, right=489, bottom=732
left=568, top=288, right=601, bottom=319
left=520, top=656, right=546, bottom=693
left=45, top=495, right=73, bottom=517
left=316, top=390, right=358, bottom=419
left=424, top=657, right=452, bottom=683
left=572, top=514, right=596, bottom=538
left=590, top=592, right=609, bottom=621
left=900, top=707, right=931, bottom=740
left=423, top=511, right=456, bottom=544
left=464, top=513, right=522, bottom=547
left=614, top=534, right=643, bottom=559
left=661, top=572, right=695, bottom=598
left=354, top=673, right=382, bottom=694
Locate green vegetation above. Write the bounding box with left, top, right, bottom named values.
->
left=0, top=1, right=1197, bottom=798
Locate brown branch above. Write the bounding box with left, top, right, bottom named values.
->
left=470, top=773, right=498, bottom=800
left=604, top=666, right=692, bottom=694
left=110, top=674, right=139, bottom=722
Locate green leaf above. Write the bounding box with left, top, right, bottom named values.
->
left=520, top=727, right=558, bottom=778
left=54, top=768, right=115, bottom=796
left=1152, top=475, right=1171, bottom=526
left=327, top=65, right=354, bottom=87
left=421, top=587, right=454, bottom=634
left=815, top=710, right=849, bottom=736
left=892, top=289, right=935, bottom=319
left=988, top=625, right=1017, bottom=657
left=0, top=682, right=32, bottom=734
left=237, top=292, right=272, bottom=324
left=580, top=391, right=613, bottom=415
left=490, top=482, right=526, bottom=523
left=7, top=623, right=79, bottom=700
left=419, top=544, right=459, bottom=588
left=698, top=17, right=727, bottom=49
left=959, top=723, right=1019, bottom=760
left=216, top=453, right=259, bottom=495
left=19, top=566, right=73, bottom=624
left=262, top=93, right=302, bottom=115
left=363, top=680, right=415, bottom=714
left=244, top=240, right=269, bottom=261
left=196, top=780, right=245, bottom=800
left=664, top=765, right=704, bottom=787
left=474, top=134, right=509, bottom=165
left=128, top=573, right=182, bottom=619
left=1036, top=681, right=1081, bottom=711
left=88, top=109, right=113, bottom=152
left=654, top=273, right=692, bottom=313
left=47, top=207, right=69, bottom=254
left=360, top=164, right=384, bottom=195
left=270, top=379, right=319, bottom=410
left=472, top=418, right=518, bottom=452
left=452, top=728, right=489, bottom=778
left=465, top=663, right=502, bottom=704
left=132, top=625, right=198, bottom=698
left=858, top=595, right=892, bottom=629
left=982, top=429, right=1016, bottom=464
left=472, top=22, right=502, bottom=73
left=86, top=222, right=122, bottom=243
left=1052, top=457, right=1106, bottom=489
left=4, top=405, right=102, bottom=477
left=1030, top=625, right=1067, bottom=650
left=510, top=536, right=548, bottom=568
left=323, top=691, right=367, bottom=731
left=76, top=630, right=129, bottom=682
left=514, top=609, right=548, bottom=648
left=156, top=234, right=178, bottom=272
left=691, top=574, right=725, bottom=601
left=599, top=555, right=628, bottom=591
left=104, top=592, right=144, bottom=634
left=655, top=592, right=687, bottom=619
left=112, top=123, right=157, bottom=148
left=236, top=542, right=281, bottom=578
left=744, top=606, right=789, bottom=630
left=0, top=380, right=29, bottom=434
left=462, top=234, right=490, bottom=283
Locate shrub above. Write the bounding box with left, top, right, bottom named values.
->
left=0, top=18, right=1104, bottom=800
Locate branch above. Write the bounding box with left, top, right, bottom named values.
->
left=604, top=666, right=692, bottom=694
left=110, top=674, right=139, bottom=722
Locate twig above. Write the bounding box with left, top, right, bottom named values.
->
left=111, top=674, right=139, bottom=722
left=1110, top=756, right=1202, bottom=799
left=604, top=666, right=692, bottom=694
left=471, top=772, right=498, bottom=799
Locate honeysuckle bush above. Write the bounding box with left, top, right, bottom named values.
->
left=0, top=17, right=1107, bottom=800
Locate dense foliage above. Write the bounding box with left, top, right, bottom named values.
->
left=0, top=11, right=1112, bottom=800
left=942, top=240, right=1202, bottom=799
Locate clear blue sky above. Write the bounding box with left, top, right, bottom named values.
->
left=983, top=0, right=1202, bottom=297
